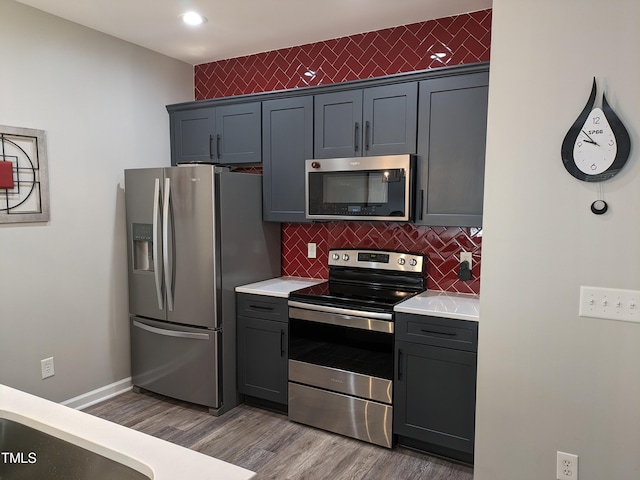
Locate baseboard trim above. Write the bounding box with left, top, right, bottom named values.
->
left=61, top=377, right=132, bottom=410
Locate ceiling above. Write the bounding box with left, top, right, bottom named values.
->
left=15, top=0, right=492, bottom=66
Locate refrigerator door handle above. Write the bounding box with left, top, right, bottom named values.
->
left=133, top=320, right=210, bottom=340
left=152, top=178, right=163, bottom=310
left=163, top=177, right=174, bottom=311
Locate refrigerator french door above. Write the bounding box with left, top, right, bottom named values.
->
left=125, top=165, right=280, bottom=415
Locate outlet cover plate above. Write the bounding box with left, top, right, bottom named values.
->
left=556, top=451, right=578, bottom=480
left=41, top=357, right=55, bottom=379
left=460, top=252, right=472, bottom=270
left=307, top=243, right=317, bottom=259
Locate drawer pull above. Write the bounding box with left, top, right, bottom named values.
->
left=249, top=304, right=275, bottom=311
left=420, top=329, right=457, bottom=337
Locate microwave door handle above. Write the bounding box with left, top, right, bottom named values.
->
left=162, top=177, right=174, bottom=312
left=152, top=178, right=163, bottom=310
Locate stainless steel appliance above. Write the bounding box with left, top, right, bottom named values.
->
left=287, top=249, right=425, bottom=447
left=125, top=165, right=280, bottom=415
left=305, top=154, right=416, bottom=222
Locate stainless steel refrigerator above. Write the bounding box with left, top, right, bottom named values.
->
left=124, top=165, right=281, bottom=415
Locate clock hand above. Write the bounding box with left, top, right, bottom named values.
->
left=581, top=130, right=600, bottom=146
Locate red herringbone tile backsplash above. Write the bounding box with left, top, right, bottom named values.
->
left=195, top=10, right=491, bottom=99
left=282, top=222, right=482, bottom=295
left=196, top=10, right=491, bottom=294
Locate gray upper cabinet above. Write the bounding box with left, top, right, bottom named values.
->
left=170, top=107, right=215, bottom=165
left=415, top=69, right=489, bottom=227
left=262, top=96, right=313, bottom=222
left=314, top=83, right=418, bottom=158
left=170, top=102, right=261, bottom=166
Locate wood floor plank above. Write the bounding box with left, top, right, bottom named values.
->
left=83, top=391, right=473, bottom=480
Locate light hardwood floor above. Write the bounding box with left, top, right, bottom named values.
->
left=84, top=391, right=473, bottom=480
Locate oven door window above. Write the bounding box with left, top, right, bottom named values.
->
left=308, top=168, right=407, bottom=218
left=289, top=318, right=393, bottom=381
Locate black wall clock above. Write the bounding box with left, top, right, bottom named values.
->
left=561, top=78, right=631, bottom=182
left=561, top=78, right=631, bottom=213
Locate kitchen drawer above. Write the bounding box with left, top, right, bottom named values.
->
left=395, top=313, right=478, bottom=352
left=237, top=293, right=288, bottom=322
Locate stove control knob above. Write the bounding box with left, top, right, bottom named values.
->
left=342, top=254, right=350, bottom=261
left=332, top=253, right=340, bottom=260
left=409, top=258, right=418, bottom=267
left=397, top=258, right=406, bottom=265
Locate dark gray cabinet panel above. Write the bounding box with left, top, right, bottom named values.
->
left=237, top=294, right=288, bottom=405
left=395, top=341, right=477, bottom=455
left=216, top=102, right=262, bottom=164
left=416, top=70, right=489, bottom=227
left=314, top=83, right=417, bottom=158
left=314, top=90, right=362, bottom=158
left=363, top=83, right=418, bottom=156
left=170, top=108, right=216, bottom=165
left=394, top=313, right=478, bottom=463
left=262, top=96, right=313, bottom=222
left=170, top=102, right=261, bottom=166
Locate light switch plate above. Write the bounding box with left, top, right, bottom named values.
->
left=579, top=286, right=639, bottom=323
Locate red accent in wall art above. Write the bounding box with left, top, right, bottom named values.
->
left=0, top=161, right=14, bottom=189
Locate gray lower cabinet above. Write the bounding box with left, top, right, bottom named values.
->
left=314, top=83, right=418, bottom=158
left=415, top=68, right=489, bottom=227
left=394, top=313, right=478, bottom=464
left=262, top=96, right=313, bottom=222
left=170, top=102, right=261, bottom=166
left=237, top=293, right=288, bottom=406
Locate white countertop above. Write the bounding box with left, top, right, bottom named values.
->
left=235, top=276, right=325, bottom=298
left=394, top=290, right=480, bottom=322
left=0, top=384, right=255, bottom=480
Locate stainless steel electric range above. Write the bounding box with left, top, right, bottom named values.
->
left=287, top=248, right=426, bottom=448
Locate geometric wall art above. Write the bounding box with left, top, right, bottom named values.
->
left=0, top=125, right=50, bottom=223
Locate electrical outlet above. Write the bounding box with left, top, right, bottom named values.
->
left=460, top=252, right=472, bottom=270
left=307, top=243, right=317, bottom=259
left=41, top=357, right=55, bottom=379
left=579, top=286, right=639, bottom=323
left=557, top=451, right=578, bottom=480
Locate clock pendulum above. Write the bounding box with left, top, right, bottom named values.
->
left=560, top=78, right=631, bottom=214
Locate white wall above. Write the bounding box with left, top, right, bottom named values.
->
left=476, top=1, right=640, bottom=479
left=0, top=0, right=193, bottom=402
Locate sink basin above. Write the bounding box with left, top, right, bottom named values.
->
left=0, top=418, right=151, bottom=480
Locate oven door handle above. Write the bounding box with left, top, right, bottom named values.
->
left=288, top=304, right=393, bottom=333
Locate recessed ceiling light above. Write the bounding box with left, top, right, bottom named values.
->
left=180, top=11, right=207, bottom=26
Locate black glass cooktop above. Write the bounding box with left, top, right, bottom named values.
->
left=289, top=280, right=420, bottom=314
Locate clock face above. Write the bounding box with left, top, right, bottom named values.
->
left=573, top=107, right=617, bottom=175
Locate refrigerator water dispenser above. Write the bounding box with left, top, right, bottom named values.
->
left=132, top=223, right=154, bottom=272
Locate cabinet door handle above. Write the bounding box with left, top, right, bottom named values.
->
left=354, top=122, right=360, bottom=152
left=216, top=134, right=221, bottom=160
left=209, top=134, right=214, bottom=159
left=397, top=349, right=403, bottom=380
left=419, top=189, right=424, bottom=221
left=365, top=121, right=371, bottom=151
left=280, top=329, right=285, bottom=357
left=421, top=329, right=457, bottom=337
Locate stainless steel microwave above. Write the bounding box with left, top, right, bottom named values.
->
left=305, top=154, right=416, bottom=221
